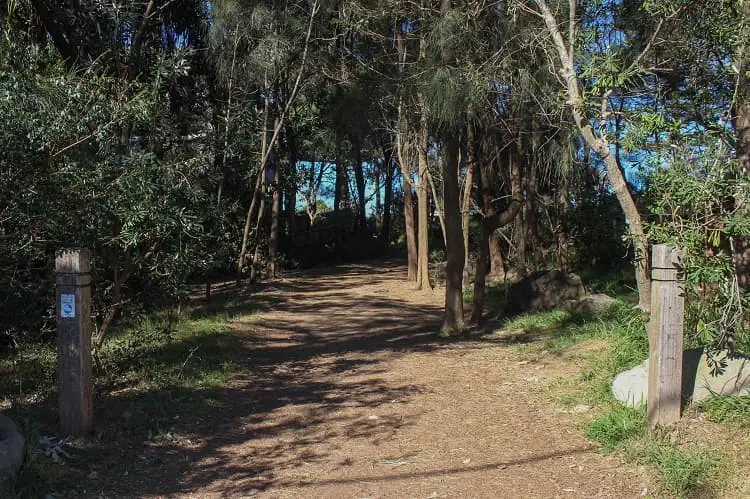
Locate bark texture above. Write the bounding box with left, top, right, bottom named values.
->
left=441, top=134, right=465, bottom=335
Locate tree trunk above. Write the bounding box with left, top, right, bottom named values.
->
left=534, top=0, right=651, bottom=311
left=334, top=137, right=348, bottom=253
left=268, top=120, right=281, bottom=278
left=427, top=169, right=447, bottom=245
left=471, top=146, right=522, bottom=323
left=375, top=160, right=382, bottom=235
left=249, top=165, right=269, bottom=284
left=401, top=154, right=418, bottom=282
left=489, top=230, right=506, bottom=277
left=287, top=129, right=298, bottom=235
left=416, top=114, right=432, bottom=289
left=462, top=123, right=476, bottom=275
left=733, top=5, right=750, bottom=290
left=353, top=140, right=367, bottom=230
left=382, top=145, right=394, bottom=244
left=237, top=91, right=270, bottom=278
left=556, top=171, right=570, bottom=272
left=217, top=27, right=240, bottom=206
left=441, top=133, right=465, bottom=335
left=522, top=155, right=540, bottom=268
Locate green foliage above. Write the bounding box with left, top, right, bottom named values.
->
left=645, top=148, right=750, bottom=353
left=0, top=17, right=234, bottom=347
left=585, top=406, right=646, bottom=452
left=698, top=396, right=750, bottom=427
left=628, top=438, right=719, bottom=498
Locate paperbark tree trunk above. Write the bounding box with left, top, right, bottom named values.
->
left=534, top=0, right=651, bottom=311
left=416, top=114, right=432, bottom=290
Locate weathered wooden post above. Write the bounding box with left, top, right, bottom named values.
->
left=55, top=249, right=93, bottom=436
left=647, top=244, right=684, bottom=430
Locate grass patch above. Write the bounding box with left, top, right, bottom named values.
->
left=481, top=279, right=726, bottom=497
left=626, top=437, right=720, bottom=498
left=698, top=396, right=750, bottom=427
left=585, top=405, right=646, bottom=452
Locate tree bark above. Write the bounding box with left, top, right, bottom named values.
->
left=441, top=133, right=465, bottom=335
left=416, top=113, right=432, bottom=289
left=534, top=0, right=651, bottom=311
left=556, top=171, right=570, bottom=272
left=334, top=137, right=348, bottom=253
left=217, top=26, right=240, bottom=206
left=427, top=169, right=447, bottom=245
left=287, top=129, right=298, bottom=235
left=733, top=4, right=750, bottom=289
left=382, top=143, right=395, bottom=244
left=237, top=91, right=270, bottom=278
left=353, top=140, right=367, bottom=230
left=489, top=230, right=506, bottom=276
left=462, top=123, right=476, bottom=274
left=268, top=119, right=282, bottom=278
left=400, top=149, right=418, bottom=282
left=375, top=160, right=382, bottom=235
left=471, top=146, right=522, bottom=323
left=249, top=163, right=269, bottom=284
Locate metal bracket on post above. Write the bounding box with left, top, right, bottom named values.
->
left=55, top=248, right=93, bottom=437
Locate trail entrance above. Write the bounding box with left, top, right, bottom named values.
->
left=124, top=261, right=647, bottom=497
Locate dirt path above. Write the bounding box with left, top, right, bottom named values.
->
left=137, top=261, right=648, bottom=498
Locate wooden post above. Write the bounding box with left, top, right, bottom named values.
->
left=647, top=244, right=684, bottom=430
left=56, top=249, right=93, bottom=437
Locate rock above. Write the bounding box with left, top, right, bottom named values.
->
left=612, top=350, right=750, bottom=408
left=507, top=270, right=585, bottom=313
left=0, top=413, right=25, bottom=484
left=691, top=352, right=750, bottom=402
left=612, top=360, right=648, bottom=408
left=569, top=293, right=618, bottom=314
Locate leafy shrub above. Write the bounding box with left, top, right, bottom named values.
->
left=645, top=149, right=750, bottom=354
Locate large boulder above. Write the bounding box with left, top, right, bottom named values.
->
left=0, top=413, right=24, bottom=484
left=507, top=270, right=585, bottom=313
left=691, top=352, right=750, bottom=402
left=612, top=350, right=750, bottom=408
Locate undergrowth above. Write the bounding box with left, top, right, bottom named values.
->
left=0, top=293, right=262, bottom=497
left=698, top=396, right=750, bottom=427
left=484, top=281, right=729, bottom=498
